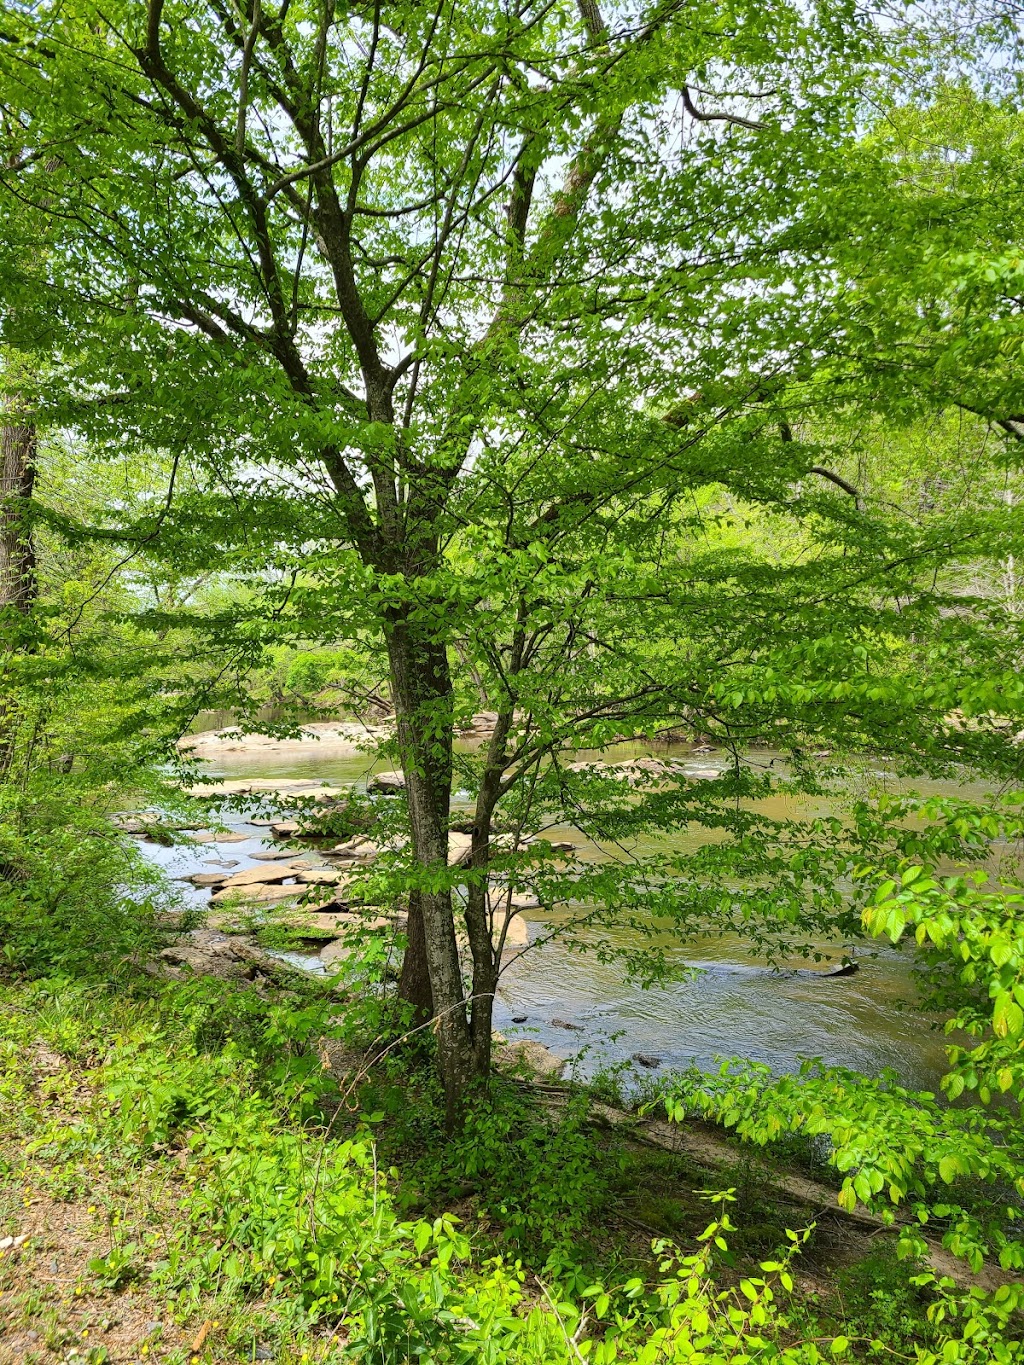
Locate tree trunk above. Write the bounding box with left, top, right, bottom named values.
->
left=0, top=403, right=37, bottom=780
left=464, top=707, right=516, bottom=1074
left=397, top=888, right=434, bottom=1029
left=0, top=410, right=36, bottom=611
left=386, top=616, right=479, bottom=1127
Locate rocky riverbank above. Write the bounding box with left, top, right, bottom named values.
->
left=177, top=720, right=390, bottom=760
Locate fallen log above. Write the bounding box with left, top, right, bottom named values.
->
left=520, top=1083, right=1012, bottom=1292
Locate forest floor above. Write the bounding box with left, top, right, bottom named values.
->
left=0, top=972, right=945, bottom=1365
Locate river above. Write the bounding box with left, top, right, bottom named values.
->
left=156, top=726, right=979, bottom=1091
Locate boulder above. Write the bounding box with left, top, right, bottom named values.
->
left=367, top=769, right=405, bottom=795
left=494, top=1040, right=566, bottom=1080
left=320, top=939, right=352, bottom=967
left=158, top=930, right=278, bottom=981
left=456, top=911, right=530, bottom=950
left=448, top=831, right=473, bottom=866
left=497, top=913, right=529, bottom=948
left=179, top=872, right=227, bottom=888
left=316, top=919, right=393, bottom=973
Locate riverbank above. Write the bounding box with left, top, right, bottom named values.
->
left=177, top=721, right=392, bottom=761
left=0, top=969, right=964, bottom=1364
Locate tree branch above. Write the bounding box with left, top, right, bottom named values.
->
left=682, top=85, right=764, bottom=131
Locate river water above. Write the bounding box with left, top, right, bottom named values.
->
left=152, top=726, right=990, bottom=1092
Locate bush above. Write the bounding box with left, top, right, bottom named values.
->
left=0, top=783, right=172, bottom=977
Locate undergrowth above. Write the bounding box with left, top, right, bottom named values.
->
left=0, top=972, right=1019, bottom=1362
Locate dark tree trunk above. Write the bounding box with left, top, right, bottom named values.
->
left=0, top=406, right=37, bottom=782
left=0, top=413, right=36, bottom=612
left=386, top=616, right=479, bottom=1127
left=465, top=707, right=516, bottom=1073
left=398, top=888, right=434, bottom=1029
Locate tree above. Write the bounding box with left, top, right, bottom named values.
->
left=0, top=385, right=36, bottom=614
left=3, top=0, right=1022, bottom=1121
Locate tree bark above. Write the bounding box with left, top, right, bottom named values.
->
left=397, top=888, right=434, bottom=1029
left=464, top=707, right=516, bottom=1074
left=0, top=403, right=36, bottom=781
left=0, top=410, right=37, bottom=612
left=386, top=616, right=479, bottom=1127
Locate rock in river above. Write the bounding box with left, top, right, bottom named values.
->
left=494, top=1040, right=566, bottom=1080
left=210, top=881, right=305, bottom=905
left=367, top=769, right=405, bottom=794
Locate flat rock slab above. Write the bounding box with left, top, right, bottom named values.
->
left=210, top=882, right=305, bottom=905
left=186, top=829, right=250, bottom=844
left=488, top=888, right=541, bottom=910
left=219, top=864, right=303, bottom=888
left=180, top=872, right=228, bottom=888
left=456, top=912, right=529, bottom=950
left=185, top=781, right=343, bottom=800
left=291, top=911, right=355, bottom=937
left=331, top=836, right=379, bottom=856
left=250, top=849, right=298, bottom=861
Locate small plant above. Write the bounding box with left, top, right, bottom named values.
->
left=87, top=1244, right=140, bottom=1291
